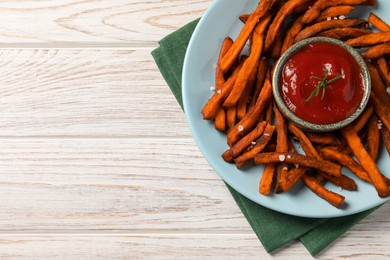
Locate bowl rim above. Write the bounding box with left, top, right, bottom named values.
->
left=272, top=36, right=371, bottom=132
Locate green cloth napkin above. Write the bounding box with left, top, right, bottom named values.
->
left=151, top=19, right=378, bottom=256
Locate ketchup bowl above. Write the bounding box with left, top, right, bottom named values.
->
left=272, top=37, right=371, bottom=132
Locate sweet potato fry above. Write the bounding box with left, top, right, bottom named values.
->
left=382, top=126, right=390, bottom=156
left=301, top=173, right=345, bottom=208
left=237, top=59, right=259, bottom=119
left=249, top=60, right=269, bottom=110
left=265, top=0, right=314, bottom=51
left=222, top=121, right=267, bottom=162
left=346, top=32, right=390, bottom=48
left=274, top=105, right=289, bottom=190
left=254, top=152, right=342, bottom=176
left=265, top=100, right=273, bottom=124
left=306, top=132, right=340, bottom=146
left=224, top=15, right=272, bottom=108
left=288, top=123, right=321, bottom=159
left=227, top=79, right=272, bottom=146
left=215, top=37, right=234, bottom=91
left=301, top=0, right=376, bottom=25
left=280, top=166, right=307, bottom=192
left=259, top=163, right=277, bottom=195
left=368, top=12, right=390, bottom=32
left=376, top=57, right=390, bottom=85
left=235, top=124, right=275, bottom=168
left=362, top=44, right=390, bottom=59
left=295, top=18, right=368, bottom=42
left=201, top=64, right=241, bottom=120
left=239, top=14, right=249, bottom=24
left=214, top=108, right=226, bottom=132
left=366, top=62, right=389, bottom=100
left=227, top=106, right=237, bottom=129
left=318, top=172, right=357, bottom=191
left=370, top=91, right=390, bottom=131
left=353, top=105, right=374, bottom=132
left=319, top=147, right=371, bottom=183
left=341, top=125, right=390, bottom=198
left=214, top=37, right=234, bottom=131
left=218, top=0, right=276, bottom=73
left=367, top=115, right=381, bottom=161
left=271, top=31, right=283, bottom=59
left=315, top=5, right=355, bottom=22
left=281, top=15, right=304, bottom=54
left=317, top=28, right=370, bottom=40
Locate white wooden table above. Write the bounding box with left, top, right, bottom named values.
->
left=0, top=0, right=389, bottom=258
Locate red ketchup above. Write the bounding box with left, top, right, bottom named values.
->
left=280, top=42, right=364, bottom=125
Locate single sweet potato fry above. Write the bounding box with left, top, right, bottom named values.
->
left=353, top=105, right=374, bottom=132
left=254, top=152, right=342, bottom=176
left=347, top=32, right=390, bottom=48
left=306, top=132, right=340, bottom=146
left=224, top=15, right=272, bottom=107
left=259, top=163, right=277, bottom=195
left=227, top=79, right=272, bottom=146
left=222, top=121, right=268, bottom=162
left=239, top=14, right=249, bottom=24
left=301, top=173, right=345, bottom=208
left=237, top=59, right=259, bottom=119
left=235, top=124, right=275, bottom=168
left=367, top=114, right=381, bottom=161
left=301, top=0, right=376, bottom=25
left=341, top=125, right=390, bottom=198
left=318, top=28, right=370, bottom=40
left=295, top=18, right=368, bottom=42
left=249, top=59, right=269, bottom=109
left=214, top=37, right=234, bottom=131
left=362, top=44, right=390, bottom=59
left=219, top=0, right=276, bottom=73
left=368, top=12, right=390, bottom=32
left=376, top=57, right=390, bottom=85
left=227, top=106, right=237, bottom=129
left=274, top=105, right=289, bottom=190
left=215, top=37, right=234, bottom=91
left=315, top=5, right=355, bottom=22
left=382, top=126, right=390, bottom=156
left=214, top=108, right=226, bottom=132
left=288, top=123, right=321, bottom=159
left=318, top=172, right=357, bottom=191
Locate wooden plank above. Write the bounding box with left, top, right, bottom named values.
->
left=0, top=233, right=390, bottom=259
left=0, top=48, right=189, bottom=137
left=0, top=0, right=209, bottom=44
left=0, top=138, right=248, bottom=231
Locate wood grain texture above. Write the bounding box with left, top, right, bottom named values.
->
left=0, top=233, right=390, bottom=259
left=0, top=0, right=209, bottom=44
left=0, top=48, right=189, bottom=137
left=0, top=138, right=248, bottom=231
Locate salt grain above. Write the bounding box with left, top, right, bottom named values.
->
left=210, top=86, right=215, bottom=91
left=339, top=15, right=346, bottom=20
left=334, top=17, right=338, bottom=20
left=283, top=167, right=288, bottom=171
left=238, top=125, right=244, bottom=132
left=295, top=164, right=299, bottom=168
left=378, top=120, right=383, bottom=130
left=326, top=17, right=331, bottom=21
left=279, top=155, right=286, bottom=162
left=264, top=133, right=270, bottom=136
left=251, top=141, right=256, bottom=145
left=217, top=90, right=221, bottom=94
left=287, top=155, right=291, bottom=159
left=386, top=87, right=390, bottom=95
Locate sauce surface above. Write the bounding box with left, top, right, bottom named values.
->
left=280, top=42, right=364, bottom=125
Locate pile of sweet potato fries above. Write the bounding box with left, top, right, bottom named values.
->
left=201, top=0, right=390, bottom=208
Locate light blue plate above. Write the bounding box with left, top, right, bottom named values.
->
left=182, top=0, right=390, bottom=218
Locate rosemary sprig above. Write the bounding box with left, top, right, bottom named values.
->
left=305, top=67, right=344, bottom=103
